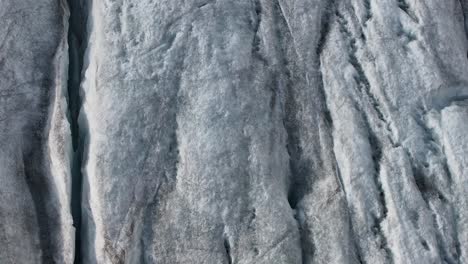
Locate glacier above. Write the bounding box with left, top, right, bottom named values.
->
left=0, top=0, right=467, bottom=263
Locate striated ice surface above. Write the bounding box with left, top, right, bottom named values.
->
left=0, top=0, right=74, bottom=263
left=1, top=0, right=467, bottom=263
